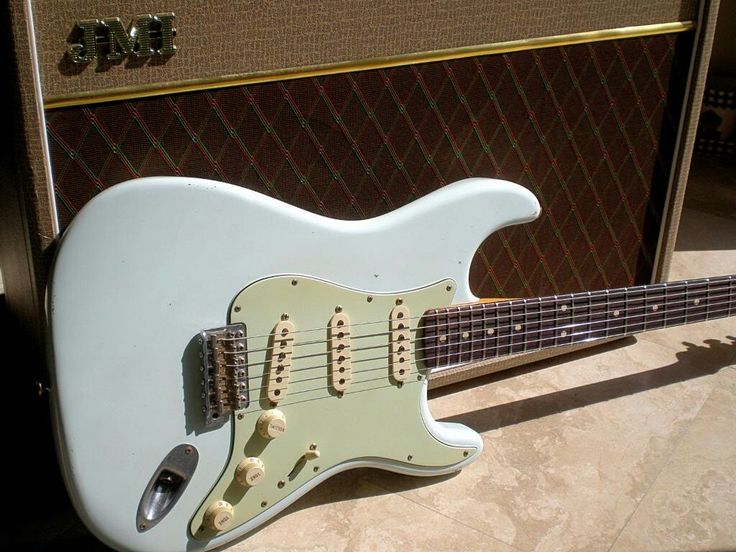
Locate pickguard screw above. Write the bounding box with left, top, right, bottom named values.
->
left=278, top=480, right=285, bottom=488
left=337, top=391, right=344, bottom=398
left=313, top=466, right=319, bottom=472
left=291, top=279, right=298, bottom=286
left=446, top=284, right=453, bottom=291
left=184, top=446, right=192, bottom=455
left=234, top=305, right=241, bottom=312
left=261, top=501, right=268, bottom=508
left=197, top=338, right=203, bottom=345
left=407, top=455, right=413, bottom=461
left=396, top=297, right=403, bottom=305
left=281, top=313, right=290, bottom=321
left=139, top=523, right=146, bottom=530
left=335, top=305, right=343, bottom=313
left=367, top=296, right=373, bottom=303
left=237, top=413, right=245, bottom=420
left=309, top=443, right=317, bottom=450
left=417, top=374, right=422, bottom=381
left=463, top=450, right=469, bottom=457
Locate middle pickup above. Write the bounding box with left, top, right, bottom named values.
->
left=267, top=319, right=295, bottom=404
left=328, top=312, right=352, bottom=394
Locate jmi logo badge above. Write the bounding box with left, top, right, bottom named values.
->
left=69, top=13, right=176, bottom=64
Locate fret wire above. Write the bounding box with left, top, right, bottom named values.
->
left=706, top=278, right=711, bottom=320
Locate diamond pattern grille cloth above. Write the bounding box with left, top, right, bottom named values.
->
left=47, top=34, right=690, bottom=298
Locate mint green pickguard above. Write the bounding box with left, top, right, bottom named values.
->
left=190, top=276, right=475, bottom=540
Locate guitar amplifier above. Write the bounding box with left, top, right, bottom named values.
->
left=0, top=0, right=721, bottom=388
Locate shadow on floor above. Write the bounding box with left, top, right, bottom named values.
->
left=442, top=337, right=736, bottom=433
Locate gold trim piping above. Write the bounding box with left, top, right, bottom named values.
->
left=45, top=21, right=694, bottom=110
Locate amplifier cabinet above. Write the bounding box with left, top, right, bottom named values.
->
left=0, top=0, right=720, bottom=386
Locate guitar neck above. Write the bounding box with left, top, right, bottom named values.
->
left=419, top=275, right=736, bottom=370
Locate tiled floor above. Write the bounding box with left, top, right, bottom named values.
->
left=7, top=160, right=735, bottom=551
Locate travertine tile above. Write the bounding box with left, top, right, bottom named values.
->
left=611, top=368, right=736, bottom=552
left=362, top=336, right=732, bottom=552
left=223, top=471, right=520, bottom=551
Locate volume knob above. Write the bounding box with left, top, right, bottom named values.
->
left=256, top=409, right=286, bottom=439
left=235, top=457, right=266, bottom=487
left=204, top=500, right=234, bottom=531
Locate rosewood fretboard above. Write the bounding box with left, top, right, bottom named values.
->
left=419, top=275, right=736, bottom=370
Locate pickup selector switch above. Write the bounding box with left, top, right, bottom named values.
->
left=235, top=457, right=265, bottom=487
left=204, top=500, right=234, bottom=531
left=256, top=409, right=286, bottom=439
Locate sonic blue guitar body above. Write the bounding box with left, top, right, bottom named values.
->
left=48, top=177, right=541, bottom=551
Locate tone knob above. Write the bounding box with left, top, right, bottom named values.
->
left=256, top=409, right=286, bottom=439
left=204, top=500, right=234, bottom=531
left=235, top=457, right=266, bottom=487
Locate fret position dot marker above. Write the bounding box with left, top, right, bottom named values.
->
left=487, top=329, right=495, bottom=336
left=514, top=324, right=522, bottom=331
left=560, top=330, right=568, bottom=337
left=439, top=335, right=447, bottom=343
left=613, top=310, right=620, bottom=317
left=462, top=331, right=469, bottom=339
left=652, top=305, right=659, bottom=311
left=561, top=305, right=568, bottom=312
left=694, top=299, right=700, bottom=305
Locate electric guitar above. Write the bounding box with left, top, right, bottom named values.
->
left=48, top=176, right=736, bottom=552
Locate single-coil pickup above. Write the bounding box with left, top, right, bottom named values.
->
left=267, top=320, right=295, bottom=403
left=328, top=312, right=352, bottom=393
left=389, top=304, right=412, bottom=382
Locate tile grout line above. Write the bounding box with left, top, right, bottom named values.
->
left=362, top=479, right=529, bottom=552
left=605, top=375, right=725, bottom=552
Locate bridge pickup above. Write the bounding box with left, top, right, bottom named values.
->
left=267, top=320, right=295, bottom=403
left=389, top=304, right=412, bottom=382
left=328, top=312, right=351, bottom=393
left=201, top=324, right=248, bottom=425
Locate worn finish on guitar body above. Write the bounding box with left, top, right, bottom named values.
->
left=48, top=176, right=540, bottom=551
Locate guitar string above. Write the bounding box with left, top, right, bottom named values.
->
left=209, top=301, right=736, bottom=397
left=219, top=283, right=736, bottom=357
left=283, top=287, right=736, bottom=360
left=213, top=289, right=736, bottom=372
left=218, top=277, right=735, bottom=345
left=226, top=303, right=736, bottom=413
left=221, top=291, right=736, bottom=380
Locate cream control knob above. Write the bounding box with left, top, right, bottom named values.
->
left=204, top=500, right=235, bottom=531
left=256, top=409, right=286, bottom=439
left=235, top=457, right=266, bottom=487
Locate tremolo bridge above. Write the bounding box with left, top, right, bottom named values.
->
left=200, top=324, right=249, bottom=425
